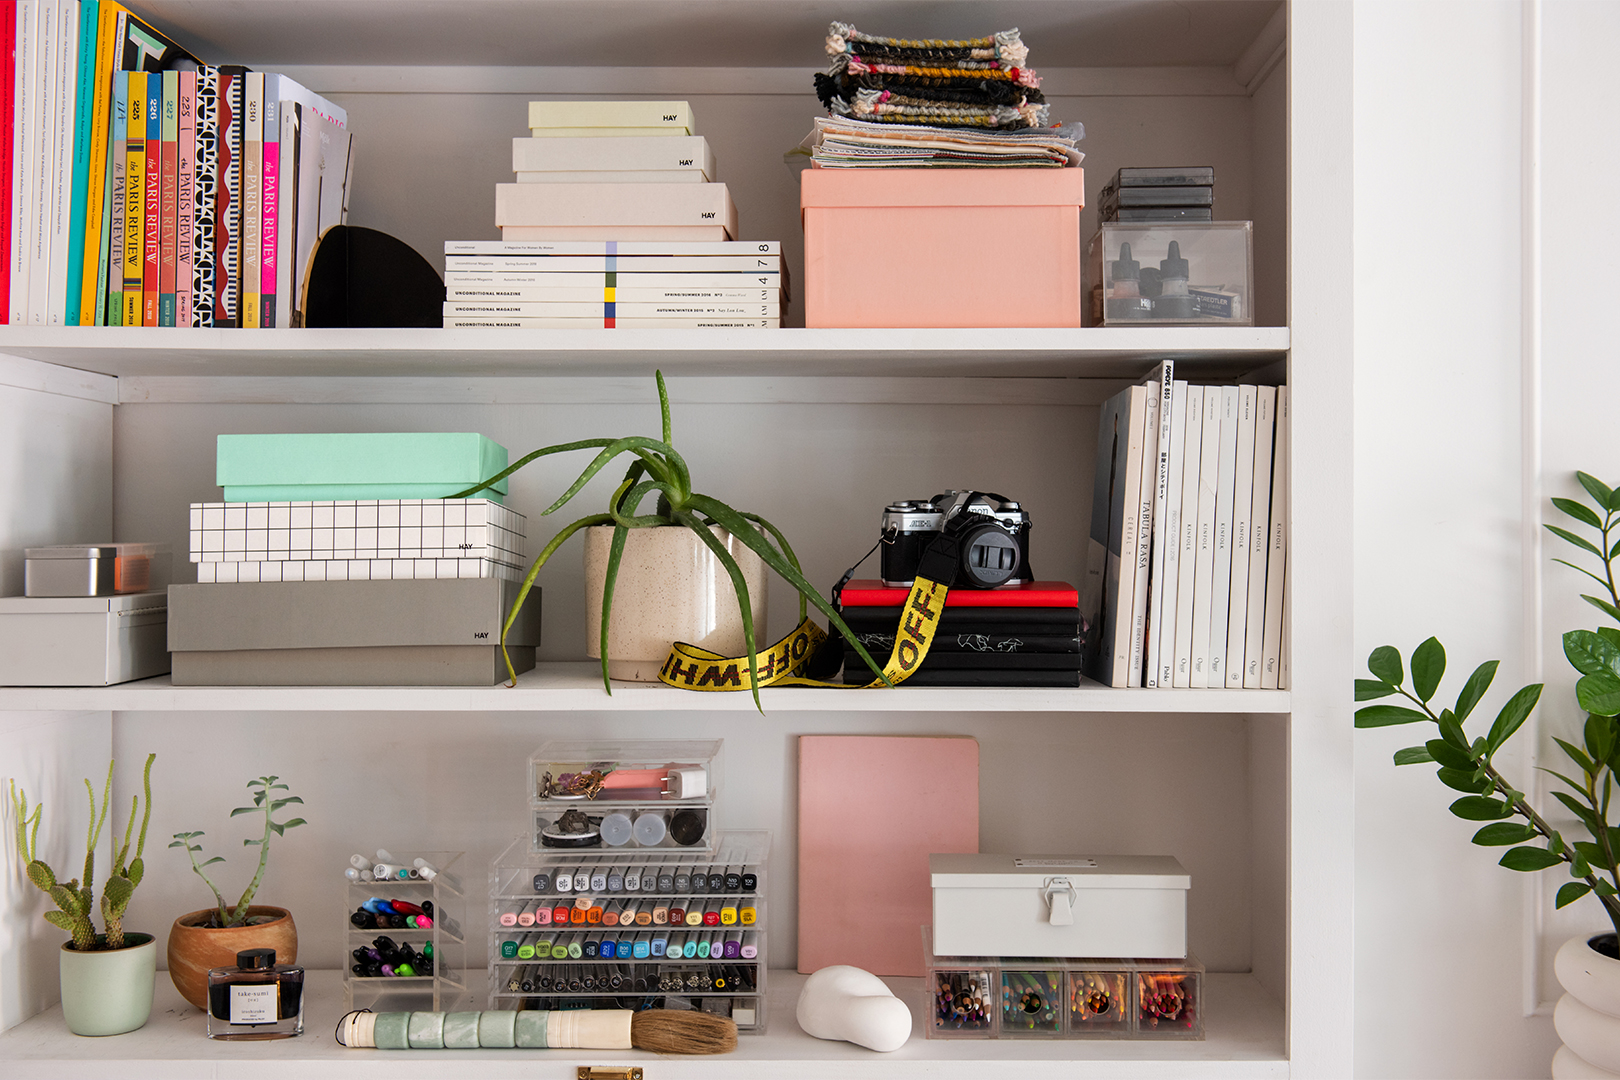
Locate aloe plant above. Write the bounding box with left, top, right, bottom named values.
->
left=10, top=754, right=156, bottom=950
left=1355, top=472, right=1620, bottom=939
left=169, top=775, right=306, bottom=929
left=452, top=371, right=885, bottom=708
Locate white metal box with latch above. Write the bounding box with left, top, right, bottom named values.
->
left=929, top=854, right=1189, bottom=959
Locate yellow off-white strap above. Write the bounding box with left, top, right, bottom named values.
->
left=545, top=1009, right=632, bottom=1049
left=345, top=1010, right=378, bottom=1048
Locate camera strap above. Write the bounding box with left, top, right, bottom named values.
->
left=655, top=531, right=963, bottom=692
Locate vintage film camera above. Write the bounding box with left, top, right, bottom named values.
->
left=879, top=491, right=1032, bottom=589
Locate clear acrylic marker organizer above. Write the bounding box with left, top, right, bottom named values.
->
left=488, top=830, right=770, bottom=1033
left=529, top=739, right=722, bottom=854
left=1086, top=220, right=1254, bottom=326
left=923, top=926, right=1203, bottom=1040
left=344, top=850, right=467, bottom=1012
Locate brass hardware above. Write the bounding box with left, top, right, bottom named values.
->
left=576, top=1069, right=643, bottom=1080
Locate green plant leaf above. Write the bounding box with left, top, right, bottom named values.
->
left=1356, top=679, right=1397, bottom=701
left=1437, top=767, right=1492, bottom=794
left=228, top=806, right=256, bottom=817
left=598, top=522, right=630, bottom=693
left=1578, top=672, right=1620, bottom=717
left=740, top=511, right=808, bottom=622
left=1600, top=628, right=1620, bottom=649
left=1551, top=790, right=1600, bottom=829
left=1425, top=739, right=1476, bottom=770
left=1555, top=737, right=1599, bottom=776
left=656, top=370, right=672, bottom=444
left=1411, top=637, right=1445, bottom=703
left=1566, top=629, right=1620, bottom=677
left=1577, top=471, right=1614, bottom=508
left=43, top=910, right=75, bottom=933
left=1586, top=715, right=1618, bottom=768
left=502, top=512, right=616, bottom=687
left=1485, top=683, right=1543, bottom=754
left=1582, top=595, right=1620, bottom=627
left=1575, top=841, right=1606, bottom=863
left=448, top=437, right=618, bottom=500
left=200, top=856, right=225, bottom=867
left=544, top=436, right=688, bottom=517
left=1553, top=497, right=1605, bottom=529
left=1597, top=880, right=1619, bottom=897
left=1499, top=846, right=1563, bottom=871
left=1393, top=746, right=1434, bottom=765
left=1454, top=661, right=1499, bottom=722
left=1574, top=855, right=1592, bottom=877
left=1548, top=525, right=1605, bottom=559
left=1557, top=882, right=1593, bottom=908
left=1367, top=646, right=1404, bottom=686
left=279, top=818, right=306, bottom=830
left=1355, top=704, right=1429, bottom=728
left=1553, top=558, right=1613, bottom=590
left=1472, top=822, right=1537, bottom=846
left=1450, top=796, right=1513, bottom=820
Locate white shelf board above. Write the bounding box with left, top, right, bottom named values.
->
left=0, top=968, right=1285, bottom=1078
left=0, top=662, right=1291, bottom=713
left=0, top=326, right=1290, bottom=380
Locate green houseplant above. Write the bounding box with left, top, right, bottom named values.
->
left=165, top=775, right=306, bottom=1010
left=9, top=754, right=158, bottom=1036
left=452, top=370, right=886, bottom=707
left=1355, top=472, right=1620, bottom=1076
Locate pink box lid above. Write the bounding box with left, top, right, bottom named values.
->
left=801, top=167, right=1084, bottom=210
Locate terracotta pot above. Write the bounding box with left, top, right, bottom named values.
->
left=59, top=933, right=156, bottom=1037
left=1552, top=934, right=1620, bottom=1079
left=166, top=906, right=297, bottom=1011
left=584, top=524, right=767, bottom=682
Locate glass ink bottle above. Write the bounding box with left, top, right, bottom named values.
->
left=206, top=948, right=304, bottom=1040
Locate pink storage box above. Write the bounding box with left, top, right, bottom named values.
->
left=800, top=168, right=1085, bottom=328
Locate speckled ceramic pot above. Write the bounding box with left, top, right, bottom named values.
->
left=584, top=525, right=768, bottom=682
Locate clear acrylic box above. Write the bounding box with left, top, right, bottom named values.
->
left=1086, top=221, right=1253, bottom=326
left=922, top=926, right=1204, bottom=1040
left=529, top=740, right=722, bottom=854
left=344, top=850, right=466, bottom=1012
left=488, top=831, right=770, bottom=1032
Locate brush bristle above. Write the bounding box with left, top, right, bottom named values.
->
left=630, top=1009, right=739, bottom=1054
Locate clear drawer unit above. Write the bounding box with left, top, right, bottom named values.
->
left=529, top=739, right=722, bottom=853
left=488, top=831, right=770, bottom=1032
left=1086, top=220, right=1254, bottom=326
left=344, top=851, right=466, bottom=1013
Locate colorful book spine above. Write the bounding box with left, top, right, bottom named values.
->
left=139, top=62, right=156, bottom=324
left=189, top=63, right=214, bottom=325
left=156, top=67, right=174, bottom=324
left=81, top=0, right=112, bottom=324
left=259, top=90, right=274, bottom=326
left=240, top=70, right=259, bottom=328
left=212, top=64, right=242, bottom=326
left=0, top=0, right=15, bottom=322
left=62, top=0, right=93, bottom=323
left=174, top=67, right=191, bottom=327
left=274, top=100, right=294, bottom=327
left=103, top=65, right=122, bottom=322
left=119, top=67, right=140, bottom=323
left=9, top=1, right=34, bottom=325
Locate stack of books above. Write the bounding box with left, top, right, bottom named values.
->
left=1, top=2, right=353, bottom=327
left=445, top=99, right=783, bottom=329
left=837, top=580, right=1084, bottom=688
left=1098, top=167, right=1215, bottom=223
left=1082, top=362, right=1289, bottom=690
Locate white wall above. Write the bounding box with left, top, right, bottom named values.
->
left=1353, top=0, right=1620, bottom=1075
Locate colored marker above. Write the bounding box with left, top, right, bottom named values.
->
left=724, top=931, right=741, bottom=959
left=653, top=900, right=670, bottom=925
left=624, top=867, right=641, bottom=892
left=740, top=931, right=758, bottom=959
left=517, top=900, right=537, bottom=927
left=651, top=933, right=668, bottom=957
left=741, top=868, right=758, bottom=891
left=657, top=868, right=675, bottom=892
left=682, top=935, right=699, bottom=959
left=740, top=897, right=756, bottom=925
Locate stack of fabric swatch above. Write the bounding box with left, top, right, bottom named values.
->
left=836, top=580, right=1085, bottom=687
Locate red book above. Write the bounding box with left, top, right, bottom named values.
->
left=838, top=580, right=1080, bottom=608
left=0, top=1, right=14, bottom=322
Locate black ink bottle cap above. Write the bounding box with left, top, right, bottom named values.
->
left=237, top=948, right=277, bottom=969
left=1111, top=242, right=1140, bottom=281
left=1160, top=240, right=1189, bottom=281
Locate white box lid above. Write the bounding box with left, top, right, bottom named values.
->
left=930, top=853, right=1189, bottom=890
left=0, top=591, right=168, bottom=614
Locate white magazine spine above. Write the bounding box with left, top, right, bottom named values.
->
left=1143, top=362, right=1175, bottom=687
left=1172, top=385, right=1205, bottom=688
left=1261, top=387, right=1290, bottom=689
left=1205, top=386, right=1240, bottom=687
left=1223, top=385, right=1259, bottom=687
left=1188, top=385, right=1223, bottom=687
left=45, top=0, right=76, bottom=325
left=1154, top=380, right=1188, bottom=688
left=27, top=0, right=56, bottom=325
left=1126, top=380, right=1160, bottom=686
left=1106, top=385, right=1148, bottom=687
left=10, top=1, right=36, bottom=325
left=1243, top=386, right=1278, bottom=687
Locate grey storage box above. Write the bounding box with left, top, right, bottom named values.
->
left=25, top=543, right=172, bottom=597
left=0, top=592, right=170, bottom=685
left=168, top=579, right=541, bottom=686
left=931, top=853, right=1189, bottom=960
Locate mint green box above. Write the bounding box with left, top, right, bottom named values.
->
left=217, top=433, right=509, bottom=503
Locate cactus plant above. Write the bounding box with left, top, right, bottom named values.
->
left=10, top=754, right=156, bottom=951
left=169, top=775, right=306, bottom=928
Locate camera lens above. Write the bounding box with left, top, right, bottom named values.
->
left=956, top=521, right=1021, bottom=587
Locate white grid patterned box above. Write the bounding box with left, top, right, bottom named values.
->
left=196, top=558, right=525, bottom=583
left=189, top=500, right=525, bottom=564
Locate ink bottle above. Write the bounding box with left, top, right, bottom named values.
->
left=206, top=948, right=304, bottom=1040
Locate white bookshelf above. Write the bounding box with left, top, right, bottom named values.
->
left=0, top=2, right=1353, bottom=1075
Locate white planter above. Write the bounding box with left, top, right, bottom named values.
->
left=1553, top=934, right=1620, bottom=1079
left=583, top=524, right=767, bottom=683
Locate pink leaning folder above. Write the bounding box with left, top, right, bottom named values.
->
left=797, top=735, right=979, bottom=977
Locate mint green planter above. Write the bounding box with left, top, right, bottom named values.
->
left=59, top=934, right=156, bottom=1037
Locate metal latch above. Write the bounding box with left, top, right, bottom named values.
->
left=577, top=1069, right=643, bottom=1080
left=1043, top=876, right=1077, bottom=925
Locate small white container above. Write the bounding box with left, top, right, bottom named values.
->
left=930, top=854, right=1189, bottom=960
left=0, top=592, right=169, bottom=686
